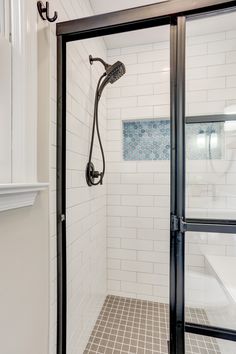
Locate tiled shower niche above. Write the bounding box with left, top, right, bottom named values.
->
left=123, top=119, right=224, bottom=161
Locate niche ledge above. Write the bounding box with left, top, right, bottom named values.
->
left=0, top=183, right=49, bottom=212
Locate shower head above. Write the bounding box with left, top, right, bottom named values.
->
left=89, top=55, right=126, bottom=85
left=106, top=61, right=126, bottom=84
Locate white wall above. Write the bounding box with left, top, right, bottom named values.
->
left=0, top=18, right=50, bottom=353
left=48, top=2, right=107, bottom=354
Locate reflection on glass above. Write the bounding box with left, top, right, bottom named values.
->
left=186, top=333, right=236, bottom=354
left=185, top=10, right=236, bottom=221
left=185, top=232, right=236, bottom=335
left=186, top=118, right=236, bottom=219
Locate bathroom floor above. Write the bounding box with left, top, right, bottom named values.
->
left=84, top=295, right=221, bottom=354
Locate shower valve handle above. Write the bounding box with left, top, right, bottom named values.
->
left=92, top=170, right=101, bottom=178
left=86, top=162, right=103, bottom=186
left=92, top=170, right=104, bottom=185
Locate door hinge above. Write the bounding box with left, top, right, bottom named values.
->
left=171, top=215, right=186, bottom=232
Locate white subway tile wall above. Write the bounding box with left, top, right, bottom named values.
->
left=49, top=1, right=107, bottom=354
left=106, top=30, right=171, bottom=303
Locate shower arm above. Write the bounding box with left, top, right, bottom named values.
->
left=89, top=55, right=109, bottom=70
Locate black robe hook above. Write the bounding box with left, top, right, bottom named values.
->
left=37, top=1, right=58, bottom=23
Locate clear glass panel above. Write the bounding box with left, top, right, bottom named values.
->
left=186, top=333, right=236, bottom=354
left=185, top=11, right=236, bottom=220
left=185, top=232, right=236, bottom=332
left=66, top=24, right=171, bottom=353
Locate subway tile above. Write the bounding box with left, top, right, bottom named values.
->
left=208, top=88, right=236, bottom=101
left=138, top=93, right=169, bottom=106
left=153, top=82, right=170, bottom=94
left=107, top=87, right=121, bottom=98
left=138, top=71, right=169, bottom=85
left=187, top=32, right=225, bottom=45
left=137, top=161, right=170, bottom=173
left=137, top=272, right=168, bottom=286
left=208, top=39, right=236, bottom=54
left=138, top=206, right=169, bottom=218
left=121, top=217, right=153, bottom=229
left=187, top=53, right=225, bottom=68
left=107, top=195, right=121, bottom=206
left=187, top=77, right=225, bottom=91
left=107, top=280, right=121, bottom=291
left=121, top=260, right=153, bottom=273
left=120, top=281, right=153, bottom=295
left=107, top=216, right=121, bottom=227
left=121, top=84, right=153, bottom=97
left=107, top=184, right=138, bottom=195
left=153, top=285, right=169, bottom=298
left=226, top=51, right=236, bottom=64
left=107, top=162, right=137, bottom=173
left=154, top=173, right=170, bottom=184
left=138, top=184, right=170, bottom=196
left=226, top=76, right=236, bottom=87
left=153, top=61, right=170, bottom=72
left=187, top=43, right=207, bottom=57
left=137, top=228, right=168, bottom=240
left=137, top=251, right=168, bottom=263
left=121, top=195, right=154, bottom=207
left=107, top=238, right=121, bottom=249
left=208, top=63, right=236, bottom=77
left=106, top=173, right=121, bottom=184
left=138, top=49, right=169, bottom=63
left=107, top=227, right=137, bottom=239
left=108, top=259, right=121, bottom=270
left=121, top=239, right=153, bottom=251
left=107, top=96, right=137, bottom=109
left=121, top=43, right=153, bottom=55
left=126, top=62, right=153, bottom=75
left=107, top=205, right=137, bottom=217
left=108, top=248, right=136, bottom=260
left=108, top=269, right=136, bottom=282
left=153, top=104, right=170, bottom=118
left=107, top=119, right=121, bottom=130
left=121, top=173, right=153, bottom=184
left=154, top=263, right=169, bottom=275
left=121, top=106, right=154, bottom=119
left=187, top=67, right=207, bottom=80
left=188, top=101, right=225, bottom=115
left=154, top=241, right=169, bottom=252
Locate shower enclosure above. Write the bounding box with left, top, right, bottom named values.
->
left=56, top=1, right=236, bottom=353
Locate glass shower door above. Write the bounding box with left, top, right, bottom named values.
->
left=170, top=7, right=236, bottom=354
left=184, top=9, right=236, bottom=354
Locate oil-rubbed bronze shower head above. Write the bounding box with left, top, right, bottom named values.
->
left=106, top=61, right=126, bottom=84
left=89, top=55, right=126, bottom=84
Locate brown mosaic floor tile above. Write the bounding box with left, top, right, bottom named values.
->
left=84, top=295, right=221, bottom=354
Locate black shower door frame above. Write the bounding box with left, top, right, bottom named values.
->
left=56, top=1, right=236, bottom=354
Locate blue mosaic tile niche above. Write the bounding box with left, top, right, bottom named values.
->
left=123, top=119, right=223, bottom=161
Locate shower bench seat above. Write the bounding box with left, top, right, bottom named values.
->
left=206, top=255, right=236, bottom=303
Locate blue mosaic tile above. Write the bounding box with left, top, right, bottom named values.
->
left=123, top=119, right=223, bottom=161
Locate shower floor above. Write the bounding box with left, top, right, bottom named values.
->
left=84, top=295, right=221, bottom=354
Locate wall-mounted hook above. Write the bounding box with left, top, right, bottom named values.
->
left=37, top=1, right=58, bottom=23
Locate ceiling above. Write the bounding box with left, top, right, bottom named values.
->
left=88, top=1, right=236, bottom=49
left=89, top=0, right=168, bottom=14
